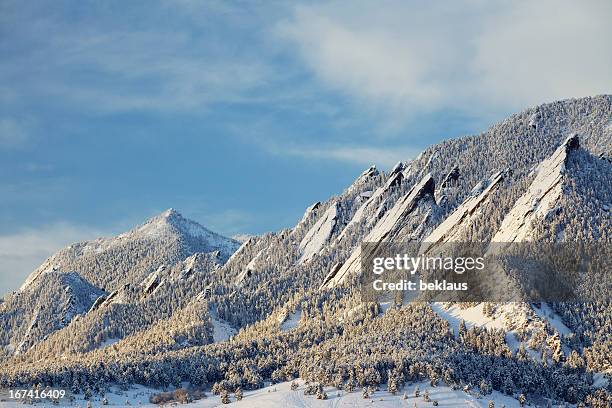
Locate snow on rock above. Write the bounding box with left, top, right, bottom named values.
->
left=295, top=201, right=321, bottom=229
left=322, top=174, right=436, bottom=289
left=346, top=164, right=380, bottom=194
left=528, top=112, right=541, bottom=130
left=226, top=236, right=256, bottom=266
left=15, top=272, right=105, bottom=354
left=177, top=252, right=223, bottom=280
left=389, top=161, right=406, bottom=177
left=490, top=134, right=579, bottom=244
left=18, top=262, right=60, bottom=292
left=88, top=284, right=129, bottom=312
left=299, top=202, right=341, bottom=263
left=140, top=265, right=165, bottom=296
left=335, top=169, right=404, bottom=243
left=440, top=166, right=460, bottom=189
left=421, top=170, right=506, bottom=253
left=420, top=150, right=439, bottom=175
left=235, top=248, right=265, bottom=284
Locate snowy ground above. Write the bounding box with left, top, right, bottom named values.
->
left=0, top=380, right=522, bottom=408
left=431, top=302, right=521, bottom=351
left=280, top=310, right=302, bottom=332
left=532, top=303, right=571, bottom=336
left=211, top=316, right=236, bottom=343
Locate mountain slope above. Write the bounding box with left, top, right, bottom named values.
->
left=1, top=209, right=239, bottom=358
left=20, top=208, right=240, bottom=293
left=0, top=271, right=104, bottom=357
left=1, top=95, right=611, bottom=407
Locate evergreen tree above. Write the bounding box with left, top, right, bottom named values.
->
left=220, top=390, right=231, bottom=404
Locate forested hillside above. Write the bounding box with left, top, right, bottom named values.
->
left=1, top=95, right=611, bottom=407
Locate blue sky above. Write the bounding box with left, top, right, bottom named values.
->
left=1, top=0, right=611, bottom=294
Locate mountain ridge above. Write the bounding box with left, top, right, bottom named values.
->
left=1, top=95, right=611, bottom=406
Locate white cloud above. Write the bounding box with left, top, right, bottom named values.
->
left=278, top=0, right=612, bottom=116
left=266, top=142, right=419, bottom=168
left=0, top=223, right=106, bottom=296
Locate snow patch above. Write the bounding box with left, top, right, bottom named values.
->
left=211, top=315, right=236, bottom=343
left=532, top=303, right=572, bottom=336
left=279, top=309, right=302, bottom=332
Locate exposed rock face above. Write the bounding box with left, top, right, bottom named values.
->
left=88, top=285, right=128, bottom=313
left=335, top=170, right=405, bottom=243
left=441, top=166, right=460, bottom=188
left=141, top=265, right=165, bottom=297
left=421, top=170, right=507, bottom=253
left=296, top=201, right=321, bottom=229
left=347, top=165, right=380, bottom=193
left=322, top=173, right=437, bottom=289
left=490, top=134, right=580, bottom=244
left=388, top=161, right=406, bottom=177
left=299, top=202, right=341, bottom=263
left=235, top=248, right=264, bottom=284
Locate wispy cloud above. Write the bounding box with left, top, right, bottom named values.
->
left=264, top=142, right=419, bottom=168
left=277, top=0, right=612, bottom=117
left=0, top=3, right=277, bottom=114
left=0, top=223, right=108, bottom=296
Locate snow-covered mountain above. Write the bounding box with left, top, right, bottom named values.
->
left=0, top=271, right=105, bottom=356
left=1, top=209, right=239, bottom=358
left=1, top=95, right=611, bottom=407
left=20, top=208, right=240, bottom=293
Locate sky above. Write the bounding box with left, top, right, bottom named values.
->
left=1, top=0, right=611, bottom=295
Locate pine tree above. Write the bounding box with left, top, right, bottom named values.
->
left=459, top=320, right=467, bottom=337
left=414, top=385, right=420, bottom=397
left=362, top=388, right=369, bottom=399
left=316, top=389, right=327, bottom=400
left=518, top=393, right=526, bottom=407
left=423, top=388, right=430, bottom=402
left=480, top=378, right=492, bottom=395
left=221, top=390, right=230, bottom=404
left=235, top=388, right=243, bottom=401
left=548, top=333, right=563, bottom=364
left=212, top=382, right=222, bottom=395
left=388, top=376, right=398, bottom=395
